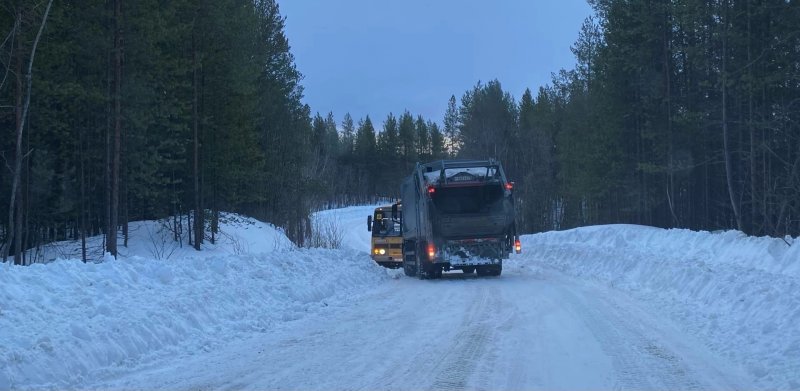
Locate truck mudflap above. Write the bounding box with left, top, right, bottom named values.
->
left=441, top=237, right=506, bottom=265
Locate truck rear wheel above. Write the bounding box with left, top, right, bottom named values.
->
left=417, top=256, right=428, bottom=280
left=490, top=265, right=502, bottom=276
left=416, top=242, right=432, bottom=280
left=403, top=263, right=417, bottom=277
left=477, top=262, right=502, bottom=277
left=413, top=241, right=442, bottom=280
left=403, top=240, right=417, bottom=277
left=429, top=264, right=443, bottom=279
left=419, top=262, right=442, bottom=279
left=415, top=242, right=425, bottom=280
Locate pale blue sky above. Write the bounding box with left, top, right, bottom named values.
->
left=279, top=1, right=594, bottom=125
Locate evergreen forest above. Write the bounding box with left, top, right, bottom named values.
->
left=1, top=0, right=799, bottom=265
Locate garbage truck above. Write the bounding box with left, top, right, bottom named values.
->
left=399, top=159, right=520, bottom=279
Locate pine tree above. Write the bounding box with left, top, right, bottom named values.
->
left=377, top=113, right=399, bottom=159
left=354, top=116, right=377, bottom=197
left=443, top=95, right=460, bottom=156
left=376, top=113, right=400, bottom=195
left=398, top=111, right=416, bottom=169
left=252, top=0, right=312, bottom=243
left=428, top=120, right=445, bottom=160
left=457, top=80, right=517, bottom=166
left=340, top=113, right=356, bottom=157
left=415, top=115, right=429, bottom=161
left=518, top=88, right=555, bottom=232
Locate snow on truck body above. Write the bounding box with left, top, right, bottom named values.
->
left=400, top=159, right=519, bottom=279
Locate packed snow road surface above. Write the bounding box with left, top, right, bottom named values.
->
left=93, top=206, right=752, bottom=390
left=3, top=205, right=795, bottom=389
left=99, top=266, right=749, bottom=391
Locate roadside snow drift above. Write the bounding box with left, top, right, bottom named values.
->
left=0, top=213, right=389, bottom=390
left=2, top=207, right=798, bottom=390
left=521, top=225, right=800, bottom=390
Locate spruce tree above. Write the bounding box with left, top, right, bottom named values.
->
left=428, top=121, right=445, bottom=160
left=415, top=115, right=429, bottom=161
left=398, top=111, right=416, bottom=169
left=443, top=95, right=460, bottom=156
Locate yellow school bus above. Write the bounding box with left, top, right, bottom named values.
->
left=367, top=202, right=403, bottom=268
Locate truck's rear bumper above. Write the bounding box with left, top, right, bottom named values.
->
left=440, top=237, right=508, bottom=262
left=438, top=257, right=502, bottom=267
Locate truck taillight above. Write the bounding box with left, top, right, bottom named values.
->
left=427, top=243, right=436, bottom=260
left=515, top=239, right=521, bottom=254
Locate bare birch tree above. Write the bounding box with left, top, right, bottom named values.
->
left=3, top=0, right=54, bottom=264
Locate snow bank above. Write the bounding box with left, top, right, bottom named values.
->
left=521, top=225, right=800, bottom=390
left=313, top=205, right=376, bottom=252
left=29, top=213, right=296, bottom=264
left=7, top=208, right=796, bottom=390
left=0, top=214, right=389, bottom=390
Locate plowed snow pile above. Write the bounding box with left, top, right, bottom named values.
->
left=2, top=208, right=798, bottom=390
left=0, top=213, right=389, bottom=390
left=521, top=224, right=800, bottom=390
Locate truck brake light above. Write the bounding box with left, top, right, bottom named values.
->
left=427, top=243, right=436, bottom=260
left=515, top=239, right=521, bottom=254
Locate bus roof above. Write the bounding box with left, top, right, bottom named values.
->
left=374, top=203, right=401, bottom=213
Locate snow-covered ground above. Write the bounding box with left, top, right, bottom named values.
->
left=0, top=210, right=391, bottom=390
left=524, top=225, right=800, bottom=389
left=1, top=206, right=797, bottom=390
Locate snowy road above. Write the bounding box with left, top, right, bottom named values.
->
left=93, top=206, right=751, bottom=391
left=98, top=265, right=748, bottom=390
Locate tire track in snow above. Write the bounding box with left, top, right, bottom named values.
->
left=351, top=279, right=487, bottom=391
left=427, top=286, right=500, bottom=391
left=359, top=281, right=500, bottom=390
left=558, top=282, right=703, bottom=391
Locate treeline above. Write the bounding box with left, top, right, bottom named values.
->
left=4, top=1, right=798, bottom=266
left=451, top=0, right=800, bottom=237
left=0, top=0, right=315, bottom=264
left=307, top=110, right=447, bottom=208
left=0, top=0, right=449, bottom=265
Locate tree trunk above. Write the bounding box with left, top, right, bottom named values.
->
left=746, top=0, right=759, bottom=235
left=664, top=9, right=679, bottom=227
left=80, top=131, right=87, bottom=263
left=108, top=0, right=122, bottom=258
left=4, top=1, right=54, bottom=264
left=14, top=165, right=22, bottom=264
left=192, top=31, right=202, bottom=251
left=721, top=7, right=743, bottom=231
left=104, top=3, right=112, bottom=255
left=122, top=110, right=128, bottom=248
left=5, top=13, right=22, bottom=264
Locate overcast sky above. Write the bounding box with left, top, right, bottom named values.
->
left=279, top=1, right=594, bottom=125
